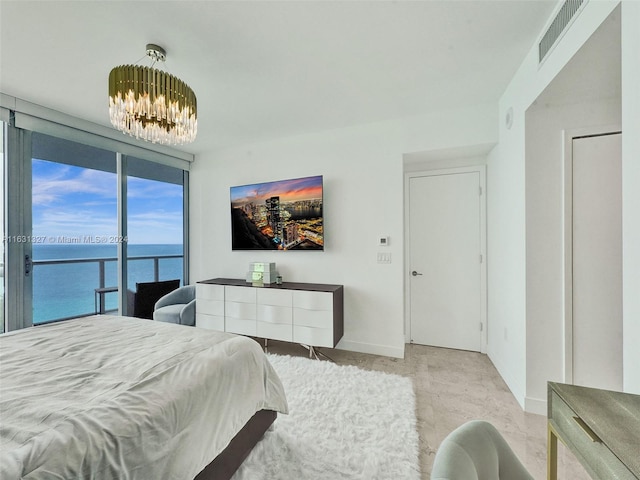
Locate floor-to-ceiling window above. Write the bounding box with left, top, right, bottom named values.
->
left=31, top=133, right=118, bottom=323
left=126, top=157, right=185, bottom=290
left=28, top=135, right=188, bottom=325
left=1, top=104, right=191, bottom=331
left=1, top=122, right=5, bottom=333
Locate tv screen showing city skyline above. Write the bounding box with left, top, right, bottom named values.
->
left=230, top=175, right=324, bottom=251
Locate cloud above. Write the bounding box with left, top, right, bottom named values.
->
left=127, top=177, right=183, bottom=199
left=127, top=210, right=183, bottom=244
left=32, top=161, right=184, bottom=244
left=32, top=165, right=116, bottom=206
left=34, top=209, right=117, bottom=239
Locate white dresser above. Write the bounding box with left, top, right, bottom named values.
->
left=194, top=283, right=224, bottom=331
left=196, top=278, right=344, bottom=348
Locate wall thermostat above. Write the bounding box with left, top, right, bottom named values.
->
left=379, top=236, right=390, bottom=246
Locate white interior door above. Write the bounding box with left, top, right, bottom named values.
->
left=408, top=170, right=484, bottom=351
left=572, top=133, right=622, bottom=390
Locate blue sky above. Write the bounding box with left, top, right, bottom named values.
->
left=32, top=159, right=183, bottom=244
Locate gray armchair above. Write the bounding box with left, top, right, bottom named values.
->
left=431, top=420, right=534, bottom=480
left=153, top=285, right=196, bottom=326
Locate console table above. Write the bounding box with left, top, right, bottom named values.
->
left=547, top=382, right=640, bottom=480
left=196, top=278, right=344, bottom=354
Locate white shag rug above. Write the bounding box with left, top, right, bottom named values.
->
left=232, top=354, right=421, bottom=480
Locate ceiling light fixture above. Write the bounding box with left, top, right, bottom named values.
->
left=108, top=44, right=197, bottom=145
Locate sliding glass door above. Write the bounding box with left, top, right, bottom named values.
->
left=31, top=133, right=118, bottom=323
left=1, top=122, right=5, bottom=333
left=126, top=157, right=185, bottom=291
left=3, top=126, right=188, bottom=330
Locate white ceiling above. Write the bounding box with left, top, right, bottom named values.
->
left=0, top=1, right=557, bottom=155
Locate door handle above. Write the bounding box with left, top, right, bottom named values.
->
left=573, top=416, right=601, bottom=443
left=25, top=254, right=32, bottom=276
left=411, top=270, right=423, bottom=276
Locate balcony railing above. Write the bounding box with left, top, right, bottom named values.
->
left=33, top=254, right=183, bottom=323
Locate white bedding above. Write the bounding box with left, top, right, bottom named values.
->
left=0, top=315, right=288, bottom=480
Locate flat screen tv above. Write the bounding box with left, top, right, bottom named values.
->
left=230, top=175, right=324, bottom=251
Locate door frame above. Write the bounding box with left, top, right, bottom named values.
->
left=4, top=123, right=33, bottom=331
left=404, top=165, right=487, bottom=353
left=562, top=125, right=621, bottom=384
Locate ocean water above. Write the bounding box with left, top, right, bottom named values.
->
left=33, top=244, right=183, bottom=324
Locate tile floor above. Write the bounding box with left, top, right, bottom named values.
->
left=262, top=340, right=592, bottom=480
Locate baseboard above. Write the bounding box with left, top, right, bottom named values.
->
left=487, top=350, right=526, bottom=410
left=524, top=396, right=547, bottom=416
left=335, top=339, right=405, bottom=359
left=487, top=351, right=548, bottom=415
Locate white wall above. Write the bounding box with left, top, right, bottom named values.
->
left=621, top=1, right=640, bottom=394
left=486, top=123, right=528, bottom=406
left=190, top=104, right=497, bottom=358
left=524, top=98, right=621, bottom=412
left=191, top=0, right=640, bottom=401
left=487, top=0, right=620, bottom=409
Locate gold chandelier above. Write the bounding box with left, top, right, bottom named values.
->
left=108, top=44, right=197, bottom=145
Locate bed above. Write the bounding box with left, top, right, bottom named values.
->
left=0, top=315, right=289, bottom=479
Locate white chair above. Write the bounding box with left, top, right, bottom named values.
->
left=431, top=420, right=534, bottom=480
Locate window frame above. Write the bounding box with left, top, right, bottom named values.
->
left=2, top=97, right=192, bottom=331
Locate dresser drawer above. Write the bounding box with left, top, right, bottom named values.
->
left=257, top=288, right=292, bottom=307
left=196, top=298, right=224, bottom=317
left=549, top=391, right=637, bottom=480
left=293, top=290, right=333, bottom=311
left=293, top=307, right=332, bottom=329
left=257, top=321, right=293, bottom=342
left=196, top=283, right=224, bottom=301
left=293, top=325, right=333, bottom=348
left=225, top=285, right=256, bottom=303
left=225, top=301, right=256, bottom=320
left=225, top=317, right=257, bottom=336
left=195, top=313, right=224, bottom=331
left=257, top=304, right=292, bottom=325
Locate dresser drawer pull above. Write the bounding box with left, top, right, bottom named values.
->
left=573, top=416, right=601, bottom=443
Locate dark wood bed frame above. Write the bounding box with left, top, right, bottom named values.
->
left=194, top=409, right=277, bottom=480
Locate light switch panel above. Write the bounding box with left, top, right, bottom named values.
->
left=377, top=252, right=391, bottom=264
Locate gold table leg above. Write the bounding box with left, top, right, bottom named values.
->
left=548, top=423, right=558, bottom=480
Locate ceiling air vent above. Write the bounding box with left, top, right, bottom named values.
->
left=539, top=0, right=586, bottom=63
